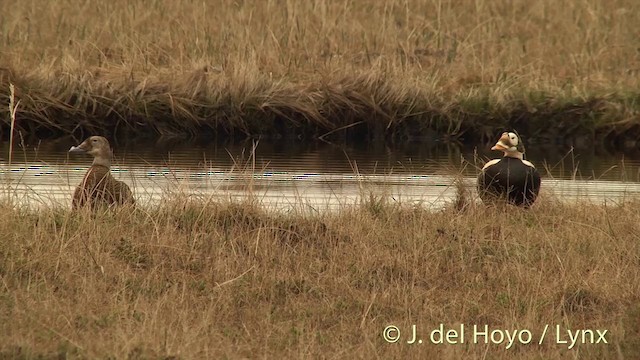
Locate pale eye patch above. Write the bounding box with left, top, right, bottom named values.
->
left=508, top=133, right=518, bottom=145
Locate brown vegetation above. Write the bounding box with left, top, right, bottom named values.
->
left=0, top=0, right=639, bottom=143
left=0, top=192, right=638, bottom=359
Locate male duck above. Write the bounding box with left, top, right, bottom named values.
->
left=69, top=136, right=134, bottom=209
left=477, top=131, right=541, bottom=207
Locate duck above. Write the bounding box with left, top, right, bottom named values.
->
left=477, top=131, right=541, bottom=207
left=68, top=136, right=135, bottom=209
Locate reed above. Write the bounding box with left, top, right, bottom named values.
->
left=7, top=83, right=18, bottom=166
left=0, top=0, right=638, bottom=142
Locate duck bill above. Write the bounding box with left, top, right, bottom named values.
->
left=491, top=142, right=509, bottom=152
left=69, top=145, right=87, bottom=153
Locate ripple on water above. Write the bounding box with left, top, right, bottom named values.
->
left=2, top=139, right=640, bottom=210
left=2, top=163, right=640, bottom=211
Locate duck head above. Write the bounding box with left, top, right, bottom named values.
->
left=491, top=131, right=525, bottom=159
left=69, top=136, right=113, bottom=167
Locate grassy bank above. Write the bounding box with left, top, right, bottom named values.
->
left=1, top=0, right=639, bottom=143
left=0, top=194, right=639, bottom=359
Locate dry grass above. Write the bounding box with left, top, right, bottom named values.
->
left=0, top=191, right=639, bottom=359
left=0, top=0, right=639, bottom=141
left=2, top=3, right=639, bottom=356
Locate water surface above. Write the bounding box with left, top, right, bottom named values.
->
left=2, top=138, right=640, bottom=210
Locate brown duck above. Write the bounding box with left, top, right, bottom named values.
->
left=69, top=136, right=134, bottom=209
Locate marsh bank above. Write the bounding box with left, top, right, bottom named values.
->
left=2, top=70, right=639, bottom=147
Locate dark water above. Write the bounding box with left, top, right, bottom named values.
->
left=2, top=137, right=640, bottom=210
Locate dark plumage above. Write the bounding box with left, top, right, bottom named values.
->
left=69, top=136, right=134, bottom=209
left=477, top=132, right=541, bottom=207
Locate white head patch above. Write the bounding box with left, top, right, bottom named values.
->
left=507, top=132, right=519, bottom=146
left=496, top=132, right=519, bottom=149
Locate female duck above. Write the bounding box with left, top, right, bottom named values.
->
left=477, top=132, right=541, bottom=207
left=69, top=136, right=134, bottom=209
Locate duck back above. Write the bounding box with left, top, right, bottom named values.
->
left=73, top=165, right=135, bottom=209
left=478, top=157, right=541, bottom=207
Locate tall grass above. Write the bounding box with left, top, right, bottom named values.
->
left=0, top=193, right=638, bottom=359
left=7, top=84, right=18, bottom=166
left=0, top=0, right=639, bottom=141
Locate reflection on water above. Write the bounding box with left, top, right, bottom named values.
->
left=2, top=137, right=640, bottom=210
